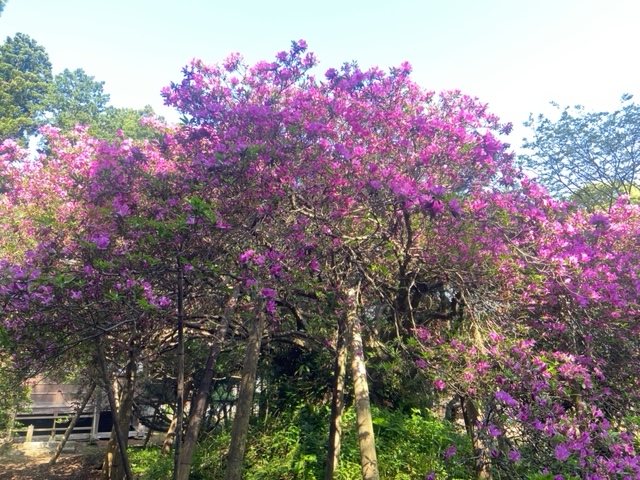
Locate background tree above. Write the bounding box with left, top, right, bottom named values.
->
left=46, top=68, right=110, bottom=131
left=0, top=33, right=52, bottom=143
left=0, top=33, right=159, bottom=145
left=96, top=105, right=160, bottom=141
left=521, top=94, right=640, bottom=209
left=45, top=67, right=160, bottom=141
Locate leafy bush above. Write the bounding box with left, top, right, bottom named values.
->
left=194, top=404, right=472, bottom=479
left=128, top=405, right=474, bottom=479
left=129, top=445, right=173, bottom=480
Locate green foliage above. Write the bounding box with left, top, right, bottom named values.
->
left=0, top=33, right=52, bottom=142
left=0, top=346, right=30, bottom=433
left=259, top=345, right=335, bottom=414
left=521, top=95, right=640, bottom=209
left=129, top=446, right=173, bottom=480
left=127, top=405, right=474, bottom=479
left=44, top=67, right=160, bottom=141
left=0, top=44, right=160, bottom=144
left=45, top=68, right=110, bottom=131
left=526, top=474, right=579, bottom=480
left=570, top=182, right=640, bottom=210
left=93, top=105, right=161, bottom=141
left=373, top=408, right=473, bottom=479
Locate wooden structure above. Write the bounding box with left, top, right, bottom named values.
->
left=13, top=378, right=139, bottom=442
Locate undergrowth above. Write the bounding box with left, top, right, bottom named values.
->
left=129, top=404, right=474, bottom=479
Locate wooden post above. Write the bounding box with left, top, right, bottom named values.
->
left=91, top=401, right=99, bottom=441
left=25, top=425, right=34, bottom=443
left=50, top=412, right=58, bottom=441
left=6, top=411, right=16, bottom=443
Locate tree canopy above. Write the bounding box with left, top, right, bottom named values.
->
left=0, top=34, right=160, bottom=146
left=45, top=68, right=159, bottom=141
left=1, top=41, right=640, bottom=480
left=46, top=68, right=110, bottom=130
left=521, top=95, right=640, bottom=209
left=0, top=33, right=52, bottom=143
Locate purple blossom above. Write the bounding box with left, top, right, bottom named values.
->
left=415, top=358, right=427, bottom=369
left=269, top=263, right=282, bottom=277
left=555, top=443, right=571, bottom=461
left=449, top=198, right=463, bottom=216
left=325, top=68, right=338, bottom=80
left=508, top=450, right=521, bottom=462
left=414, top=327, right=431, bottom=343
left=495, top=390, right=517, bottom=407
left=589, top=213, right=610, bottom=229
left=444, top=444, right=457, bottom=459
left=92, top=233, right=110, bottom=250
left=430, top=185, right=447, bottom=195
left=430, top=199, right=444, bottom=215
left=488, top=331, right=503, bottom=343
left=223, top=52, right=241, bottom=72
left=389, top=177, right=416, bottom=198
left=261, top=288, right=277, bottom=299
left=239, top=249, right=255, bottom=264
left=265, top=299, right=277, bottom=315
left=156, top=296, right=171, bottom=308
left=434, top=379, right=446, bottom=391
left=113, top=196, right=130, bottom=216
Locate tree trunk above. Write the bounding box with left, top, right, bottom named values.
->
left=223, top=304, right=265, bottom=480
left=176, top=289, right=236, bottom=480
left=324, top=316, right=348, bottom=480
left=143, top=412, right=154, bottom=447
left=460, top=396, right=492, bottom=480
left=97, top=342, right=134, bottom=480
left=349, top=290, right=379, bottom=480
left=173, top=264, right=185, bottom=480
left=162, top=415, right=178, bottom=455
left=49, top=382, right=96, bottom=466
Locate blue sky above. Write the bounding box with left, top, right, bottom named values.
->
left=1, top=0, right=638, bottom=147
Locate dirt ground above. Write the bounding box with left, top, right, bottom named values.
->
left=0, top=441, right=106, bottom=480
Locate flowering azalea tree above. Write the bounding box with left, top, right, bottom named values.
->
left=161, top=40, right=523, bottom=479
left=0, top=120, right=250, bottom=478
left=413, top=185, right=640, bottom=478
left=2, top=40, right=640, bottom=480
